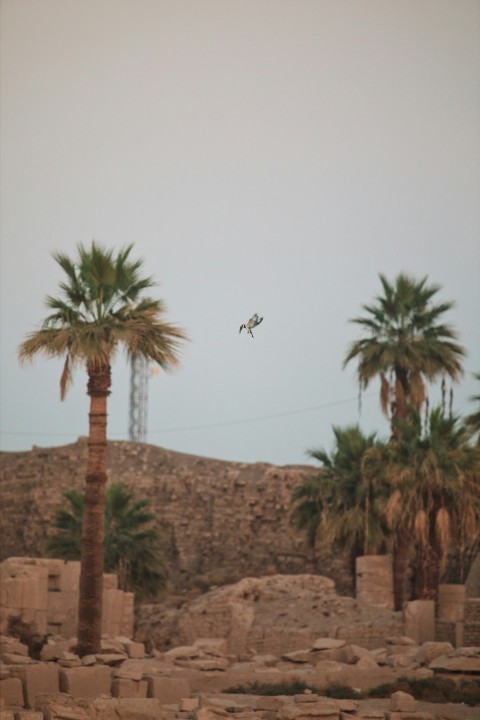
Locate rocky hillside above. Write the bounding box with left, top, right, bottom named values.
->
left=0, top=439, right=354, bottom=594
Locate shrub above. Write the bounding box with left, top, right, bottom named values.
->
left=224, top=680, right=318, bottom=695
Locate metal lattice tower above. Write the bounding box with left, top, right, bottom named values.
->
left=129, top=355, right=149, bottom=443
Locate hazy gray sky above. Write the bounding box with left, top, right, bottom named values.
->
left=1, top=0, right=479, bottom=465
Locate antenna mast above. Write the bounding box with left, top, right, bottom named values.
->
left=129, top=355, right=149, bottom=442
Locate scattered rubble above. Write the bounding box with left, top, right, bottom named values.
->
left=1, top=632, right=479, bottom=717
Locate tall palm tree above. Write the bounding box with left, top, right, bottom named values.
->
left=292, top=426, right=389, bottom=567
left=344, top=273, right=465, bottom=439
left=382, top=409, right=480, bottom=608
left=19, top=241, right=188, bottom=654
left=47, top=482, right=169, bottom=600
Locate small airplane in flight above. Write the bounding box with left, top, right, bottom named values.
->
left=239, top=313, right=263, bottom=338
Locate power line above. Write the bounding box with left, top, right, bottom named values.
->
left=0, top=392, right=376, bottom=438
left=149, top=393, right=376, bottom=433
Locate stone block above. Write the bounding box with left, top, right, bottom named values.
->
left=193, top=638, right=228, bottom=656
left=22, top=568, right=48, bottom=612
left=34, top=693, right=91, bottom=720
left=0, top=711, right=16, bottom=720
left=58, top=665, right=111, bottom=699
left=13, top=712, right=43, bottom=720
left=386, top=645, right=416, bottom=657
left=1, top=655, right=36, bottom=667
left=386, top=636, right=416, bottom=646
left=403, top=600, right=435, bottom=645
left=115, top=699, right=168, bottom=720
left=111, top=679, right=148, bottom=698
left=8, top=665, right=59, bottom=709
left=428, top=654, right=480, bottom=673
left=415, top=641, right=454, bottom=665
left=46, top=591, right=77, bottom=634
left=356, top=555, right=394, bottom=610
left=437, top=584, right=465, bottom=622
left=102, top=590, right=124, bottom=637
left=0, top=641, right=29, bottom=658
left=179, top=698, right=199, bottom=711
left=312, top=639, right=346, bottom=651
left=145, top=675, right=190, bottom=702
left=95, top=653, right=127, bottom=666
left=0, top=610, right=11, bottom=636
left=122, top=642, right=145, bottom=659
left=337, top=699, right=358, bottom=713
left=294, top=695, right=321, bottom=704
left=0, top=678, right=24, bottom=709
left=338, top=644, right=372, bottom=664
left=113, top=665, right=144, bottom=682
left=2, top=578, right=26, bottom=610
left=120, top=594, right=134, bottom=638
left=388, top=714, right=435, bottom=720
left=102, top=574, right=118, bottom=591
left=59, top=563, right=80, bottom=594
left=356, top=655, right=378, bottom=670
left=293, top=699, right=339, bottom=717
left=389, top=691, right=416, bottom=711
left=254, top=696, right=284, bottom=711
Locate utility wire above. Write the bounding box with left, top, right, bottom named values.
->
left=1, top=392, right=376, bottom=438
left=149, top=393, right=376, bottom=433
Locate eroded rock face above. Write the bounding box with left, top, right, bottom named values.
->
left=135, top=574, right=403, bottom=654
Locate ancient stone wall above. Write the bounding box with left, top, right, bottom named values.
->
left=0, top=439, right=354, bottom=594
left=0, top=557, right=134, bottom=638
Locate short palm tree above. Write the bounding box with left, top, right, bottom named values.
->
left=19, top=241, right=188, bottom=655
left=382, top=409, right=480, bottom=607
left=465, top=372, right=480, bottom=444
left=47, top=482, right=169, bottom=600
left=292, top=425, right=389, bottom=568
left=344, top=273, right=465, bottom=439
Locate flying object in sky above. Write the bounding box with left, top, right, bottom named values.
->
left=239, top=313, right=263, bottom=338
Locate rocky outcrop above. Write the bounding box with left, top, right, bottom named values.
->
left=135, top=574, right=404, bottom=654
left=0, top=440, right=354, bottom=594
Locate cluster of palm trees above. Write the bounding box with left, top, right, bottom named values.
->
left=18, top=243, right=479, bottom=652
left=292, top=273, right=480, bottom=610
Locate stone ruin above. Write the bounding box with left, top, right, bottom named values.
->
left=0, top=558, right=133, bottom=639
left=1, top=441, right=479, bottom=717
left=1, top=565, right=479, bottom=718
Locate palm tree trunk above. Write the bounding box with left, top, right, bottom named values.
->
left=77, top=363, right=111, bottom=656
left=392, top=366, right=410, bottom=440
left=416, top=545, right=440, bottom=601
left=392, top=526, right=412, bottom=610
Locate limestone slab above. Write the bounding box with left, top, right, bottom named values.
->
left=145, top=675, right=190, bottom=703
left=8, top=665, right=59, bottom=709
left=111, top=678, right=148, bottom=699
left=58, top=665, right=111, bottom=699
left=0, top=677, right=24, bottom=708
